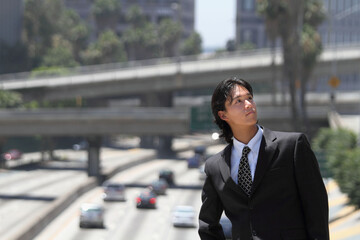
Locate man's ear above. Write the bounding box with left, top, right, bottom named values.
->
left=218, top=111, right=227, bottom=121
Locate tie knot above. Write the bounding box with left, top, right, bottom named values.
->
left=242, top=146, right=251, bottom=156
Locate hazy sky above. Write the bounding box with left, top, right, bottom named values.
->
left=195, top=0, right=236, bottom=50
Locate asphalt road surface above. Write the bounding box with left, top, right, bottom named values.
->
left=34, top=154, right=208, bottom=240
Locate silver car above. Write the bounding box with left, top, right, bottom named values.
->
left=102, top=181, right=126, bottom=201
left=172, top=205, right=197, bottom=228
left=79, top=203, right=105, bottom=228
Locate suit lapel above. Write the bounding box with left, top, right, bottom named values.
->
left=218, top=143, right=232, bottom=183
left=218, top=142, right=252, bottom=196
left=252, top=128, right=278, bottom=195
left=217, top=128, right=279, bottom=197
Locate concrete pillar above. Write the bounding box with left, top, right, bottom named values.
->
left=0, top=137, right=7, bottom=169
left=86, top=136, right=102, bottom=179
left=139, top=91, right=174, bottom=156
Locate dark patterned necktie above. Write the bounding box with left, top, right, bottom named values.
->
left=238, top=146, right=252, bottom=196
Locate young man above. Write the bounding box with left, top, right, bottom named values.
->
left=198, top=77, right=329, bottom=240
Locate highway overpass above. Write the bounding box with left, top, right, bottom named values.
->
left=0, top=103, right=333, bottom=138
left=0, top=107, right=189, bottom=136
left=0, top=44, right=359, bottom=101
left=0, top=45, right=359, bottom=178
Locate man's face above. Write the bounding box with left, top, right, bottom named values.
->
left=218, top=84, right=258, bottom=129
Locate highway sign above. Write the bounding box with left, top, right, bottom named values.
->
left=328, top=76, right=340, bottom=88
left=190, top=105, right=216, bottom=132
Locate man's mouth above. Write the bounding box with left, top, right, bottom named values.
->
left=246, top=109, right=256, bottom=116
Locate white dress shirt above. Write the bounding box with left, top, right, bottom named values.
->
left=230, top=125, right=263, bottom=183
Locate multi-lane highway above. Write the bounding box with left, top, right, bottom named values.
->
left=0, top=147, right=157, bottom=240
left=0, top=135, right=223, bottom=240
left=2, top=139, right=360, bottom=240
left=34, top=155, right=208, bottom=240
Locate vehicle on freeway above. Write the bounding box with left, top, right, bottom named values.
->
left=73, top=141, right=88, bottom=151
left=135, top=189, right=157, bottom=209
left=172, top=205, right=197, bottom=228
left=102, top=181, right=126, bottom=201
left=149, top=179, right=168, bottom=195
left=187, top=146, right=207, bottom=168
left=79, top=203, right=105, bottom=228
left=2, top=149, right=22, bottom=160
left=159, top=169, right=175, bottom=186
left=220, top=215, right=232, bottom=239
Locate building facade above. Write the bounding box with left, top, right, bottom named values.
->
left=0, top=0, right=23, bottom=46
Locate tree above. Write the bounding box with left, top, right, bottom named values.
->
left=23, top=0, right=65, bottom=68
left=158, top=19, right=182, bottom=57
left=58, top=9, right=91, bottom=61
left=122, top=6, right=159, bottom=60
left=0, top=90, right=22, bottom=108
left=30, top=35, right=79, bottom=78
left=81, top=30, right=127, bottom=65
left=181, top=32, right=202, bottom=56
left=22, top=0, right=89, bottom=71
left=92, top=0, right=122, bottom=34
left=298, top=0, right=326, bottom=131
left=124, top=5, right=147, bottom=28
left=257, top=0, right=325, bottom=132
left=40, top=35, right=79, bottom=68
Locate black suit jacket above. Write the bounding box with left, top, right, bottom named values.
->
left=198, top=127, right=329, bottom=240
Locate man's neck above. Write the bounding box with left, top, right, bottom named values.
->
left=233, top=125, right=258, bottom=144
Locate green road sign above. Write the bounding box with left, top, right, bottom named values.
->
left=190, top=104, right=217, bottom=132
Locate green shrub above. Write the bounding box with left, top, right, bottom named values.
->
left=312, top=128, right=357, bottom=178
left=339, top=149, right=360, bottom=208
left=312, top=127, right=360, bottom=208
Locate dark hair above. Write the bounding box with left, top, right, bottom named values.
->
left=211, top=77, right=254, bottom=143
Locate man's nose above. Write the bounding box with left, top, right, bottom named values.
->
left=244, top=99, right=252, bottom=107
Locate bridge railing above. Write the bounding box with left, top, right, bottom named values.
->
left=0, top=42, right=360, bottom=84
left=0, top=48, right=282, bottom=82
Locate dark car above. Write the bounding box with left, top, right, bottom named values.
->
left=220, top=215, right=232, bottom=239
left=136, top=189, right=157, bottom=209
left=149, top=179, right=168, bottom=195
left=188, top=146, right=207, bottom=168
left=102, top=181, right=126, bottom=201
left=3, top=149, right=23, bottom=160
left=187, top=154, right=203, bottom=168
left=194, top=145, right=206, bottom=155
left=159, top=169, right=175, bottom=186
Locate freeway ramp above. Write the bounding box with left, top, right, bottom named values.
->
left=328, top=111, right=360, bottom=136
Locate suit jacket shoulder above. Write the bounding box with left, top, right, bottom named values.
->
left=204, top=144, right=231, bottom=174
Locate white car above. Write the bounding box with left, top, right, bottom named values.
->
left=79, top=203, right=104, bottom=228
left=172, top=205, right=197, bottom=227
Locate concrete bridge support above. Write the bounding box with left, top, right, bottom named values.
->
left=139, top=91, right=174, bottom=156
left=86, top=136, right=102, bottom=179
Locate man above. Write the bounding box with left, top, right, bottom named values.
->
left=198, top=77, right=329, bottom=240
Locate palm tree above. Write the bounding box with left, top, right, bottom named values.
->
left=257, top=0, right=325, bottom=133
